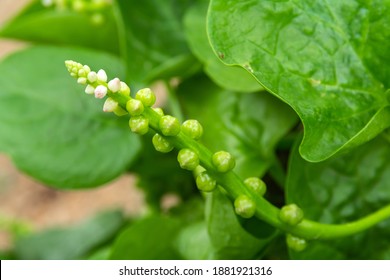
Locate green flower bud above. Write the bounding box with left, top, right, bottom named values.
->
left=196, top=172, right=216, bottom=192
left=181, top=120, right=203, bottom=140
left=212, top=151, right=235, bottom=173
left=244, top=177, right=266, bottom=196
left=152, top=107, right=164, bottom=116
left=129, top=116, right=149, bottom=135
left=152, top=133, right=174, bottom=153
left=136, top=88, right=156, bottom=107
left=159, top=115, right=181, bottom=136
left=234, top=195, right=256, bottom=218
left=126, top=99, right=144, bottom=116
left=177, top=149, right=199, bottom=171
left=279, top=204, right=304, bottom=226
left=286, top=234, right=307, bottom=252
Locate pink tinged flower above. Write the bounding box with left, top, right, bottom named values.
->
left=85, top=85, right=95, bottom=94
left=108, top=78, right=121, bottom=93
left=97, top=69, right=107, bottom=82
left=103, top=98, right=118, bottom=112
left=94, top=85, right=107, bottom=98
left=87, top=71, right=97, bottom=83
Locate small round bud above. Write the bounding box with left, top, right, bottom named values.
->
left=108, top=78, right=121, bottom=93
left=177, top=149, right=199, bottom=171
left=234, top=195, right=256, bottom=218
left=129, top=116, right=149, bottom=135
left=77, top=77, right=87, bottom=84
left=97, top=69, right=107, bottom=82
left=119, top=82, right=130, bottom=96
left=244, top=177, right=266, bottom=196
left=103, top=97, right=118, bottom=112
left=83, top=65, right=91, bottom=73
left=286, top=234, right=307, bottom=252
left=212, top=151, right=235, bottom=173
left=78, top=68, right=86, bottom=77
left=113, top=106, right=128, bottom=117
left=136, top=88, right=156, bottom=107
left=126, top=99, right=144, bottom=116
left=152, top=134, right=174, bottom=153
left=279, top=204, right=304, bottom=226
left=196, top=172, right=217, bottom=192
left=87, top=71, right=97, bottom=83
left=159, top=115, right=181, bottom=136
left=94, top=85, right=107, bottom=99
left=85, top=84, right=95, bottom=95
left=152, top=107, right=164, bottom=116
left=182, top=120, right=203, bottom=140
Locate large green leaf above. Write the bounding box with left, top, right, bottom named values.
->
left=116, top=0, right=200, bottom=86
left=110, top=216, right=182, bottom=260
left=184, top=1, right=262, bottom=92
left=14, top=210, right=124, bottom=260
left=286, top=135, right=390, bottom=259
left=179, top=75, right=298, bottom=178
left=0, top=1, right=119, bottom=54
left=0, top=46, right=141, bottom=189
left=205, top=190, right=276, bottom=259
left=208, top=0, right=390, bottom=162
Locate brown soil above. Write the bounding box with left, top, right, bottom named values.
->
left=0, top=0, right=146, bottom=251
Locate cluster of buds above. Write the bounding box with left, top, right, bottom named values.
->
left=42, top=0, right=111, bottom=25
left=65, top=60, right=129, bottom=115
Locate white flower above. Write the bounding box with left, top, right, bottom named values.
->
left=87, top=71, right=97, bottom=83
left=108, top=78, right=121, bottom=93
left=103, top=98, right=118, bottom=112
left=85, top=84, right=95, bottom=94
left=94, top=85, right=108, bottom=98
left=97, top=69, right=107, bottom=82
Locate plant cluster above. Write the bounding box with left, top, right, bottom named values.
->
left=0, top=0, right=389, bottom=260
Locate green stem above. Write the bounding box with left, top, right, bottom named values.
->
left=110, top=93, right=390, bottom=240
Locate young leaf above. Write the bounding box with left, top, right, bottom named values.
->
left=184, top=1, right=262, bottom=92
left=110, top=216, right=182, bottom=260
left=0, top=46, right=141, bottom=189
left=0, top=1, right=119, bottom=54
left=14, top=210, right=124, bottom=260
left=208, top=0, right=390, bottom=162
left=179, top=75, right=298, bottom=178
left=286, top=135, right=390, bottom=259
left=116, top=0, right=200, bottom=86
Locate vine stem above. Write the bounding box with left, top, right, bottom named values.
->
left=110, top=89, right=390, bottom=240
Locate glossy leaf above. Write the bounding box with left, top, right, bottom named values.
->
left=208, top=0, right=390, bottom=162
left=0, top=1, right=119, bottom=54
left=0, top=46, right=141, bottom=189
left=184, top=1, right=262, bottom=92
left=110, top=216, right=182, bottom=260
left=14, top=210, right=124, bottom=260
left=286, top=136, right=390, bottom=259
left=179, top=75, right=298, bottom=178
left=116, top=0, right=201, bottom=86
left=205, top=190, right=276, bottom=259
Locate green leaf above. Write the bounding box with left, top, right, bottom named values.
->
left=0, top=1, right=119, bottom=54
left=0, top=46, right=141, bottom=189
left=286, top=135, right=390, bottom=259
left=116, top=0, right=201, bottom=86
left=179, top=75, right=298, bottom=178
left=110, top=216, right=182, bottom=260
left=175, top=221, right=215, bottom=260
left=208, top=0, right=390, bottom=162
left=14, top=210, right=124, bottom=260
left=184, top=1, right=262, bottom=92
left=205, top=190, right=276, bottom=259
